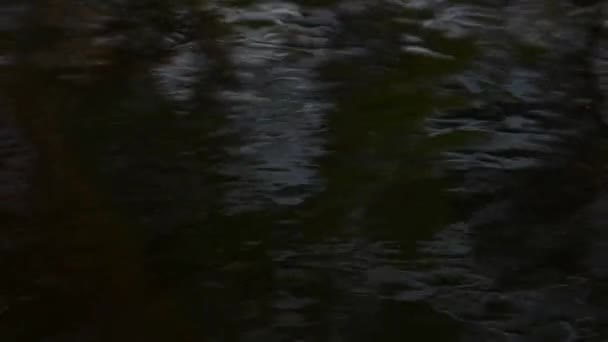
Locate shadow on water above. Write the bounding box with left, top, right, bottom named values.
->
left=2, top=0, right=608, bottom=341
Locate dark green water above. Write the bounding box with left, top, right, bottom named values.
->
left=2, top=0, right=608, bottom=341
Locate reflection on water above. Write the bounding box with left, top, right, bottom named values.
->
left=212, top=1, right=332, bottom=212
left=2, top=0, right=608, bottom=341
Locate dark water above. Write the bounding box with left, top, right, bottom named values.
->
left=2, top=0, right=608, bottom=341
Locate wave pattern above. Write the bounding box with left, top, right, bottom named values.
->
left=4, top=0, right=608, bottom=341
left=210, top=1, right=336, bottom=213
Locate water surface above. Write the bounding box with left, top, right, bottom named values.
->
left=2, top=0, right=608, bottom=341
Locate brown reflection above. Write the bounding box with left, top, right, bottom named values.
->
left=0, top=1, right=219, bottom=340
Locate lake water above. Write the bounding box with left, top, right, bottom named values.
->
left=2, top=0, right=608, bottom=341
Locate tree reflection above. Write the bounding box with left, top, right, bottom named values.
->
left=2, top=1, right=234, bottom=340
left=2, top=0, right=608, bottom=341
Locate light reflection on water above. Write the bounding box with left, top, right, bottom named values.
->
left=2, top=0, right=608, bottom=341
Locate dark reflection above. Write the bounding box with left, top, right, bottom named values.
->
left=2, top=0, right=608, bottom=341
